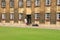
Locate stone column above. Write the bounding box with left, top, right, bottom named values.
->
left=0, top=0, right=1, bottom=22
left=23, top=0, right=26, bottom=22
left=14, top=0, right=18, bottom=23
left=50, top=0, right=56, bottom=24
left=6, top=0, right=10, bottom=23
left=31, top=0, right=35, bottom=24
left=40, top=0, right=45, bottom=24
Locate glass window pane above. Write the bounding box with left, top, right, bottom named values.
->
left=2, top=14, right=5, bottom=19
left=46, top=0, right=51, bottom=6
left=1, top=0, right=6, bottom=8
left=10, top=13, right=14, bottom=19
left=10, top=0, right=14, bottom=8
left=57, top=13, right=60, bottom=19
left=35, top=13, right=40, bottom=19
left=45, top=13, right=50, bottom=19
left=26, top=0, right=31, bottom=7
left=19, top=13, right=23, bottom=19
left=57, top=0, right=60, bottom=5
left=35, top=0, right=40, bottom=7
left=19, top=0, right=23, bottom=7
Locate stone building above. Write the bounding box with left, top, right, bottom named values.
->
left=0, top=0, right=60, bottom=25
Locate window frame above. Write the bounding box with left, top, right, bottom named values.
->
left=56, top=13, right=60, bottom=21
left=45, top=0, right=51, bottom=6
left=1, top=0, right=6, bottom=8
left=2, top=13, right=6, bottom=20
left=10, top=0, right=14, bottom=8
left=26, top=0, right=31, bottom=7
left=57, top=0, right=60, bottom=6
left=18, top=0, right=23, bottom=8
left=45, top=13, right=50, bottom=21
left=19, top=13, right=23, bottom=20
left=34, top=0, right=40, bottom=7
left=10, top=13, right=14, bottom=20
left=34, top=13, right=40, bottom=20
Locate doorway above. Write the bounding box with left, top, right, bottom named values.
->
left=26, top=15, right=31, bottom=24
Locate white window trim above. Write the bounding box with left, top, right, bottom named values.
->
left=10, top=0, right=14, bottom=8
left=19, top=14, right=23, bottom=19
left=10, top=13, right=14, bottom=19
left=45, top=13, right=50, bottom=19
left=35, top=0, right=40, bottom=6
left=46, top=0, right=51, bottom=5
left=19, top=0, right=23, bottom=7
left=57, top=13, right=60, bottom=20
left=57, top=0, right=60, bottom=5
left=26, top=0, right=31, bottom=7
left=35, top=14, right=37, bottom=19
left=1, top=1, right=6, bottom=8
left=2, top=14, right=5, bottom=19
left=35, top=13, right=40, bottom=19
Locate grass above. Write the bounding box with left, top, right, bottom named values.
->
left=0, top=27, right=60, bottom=40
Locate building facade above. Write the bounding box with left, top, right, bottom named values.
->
left=0, top=0, right=60, bottom=25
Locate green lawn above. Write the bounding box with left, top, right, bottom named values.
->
left=0, top=27, right=60, bottom=40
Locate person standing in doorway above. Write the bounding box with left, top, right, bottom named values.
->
left=24, top=18, right=28, bottom=25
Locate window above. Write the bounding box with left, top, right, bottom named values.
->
left=45, top=13, right=50, bottom=19
left=57, top=0, right=60, bottom=6
left=45, top=0, right=51, bottom=6
left=2, top=13, right=6, bottom=20
left=10, top=13, right=14, bottom=20
left=19, top=0, right=23, bottom=8
left=34, top=13, right=40, bottom=19
left=10, top=0, right=14, bottom=8
left=26, top=0, right=31, bottom=7
left=35, top=0, right=40, bottom=7
left=1, top=0, right=6, bottom=8
left=57, top=13, right=60, bottom=20
left=19, top=13, right=23, bottom=20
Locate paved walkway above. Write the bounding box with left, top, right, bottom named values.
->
left=0, top=23, right=60, bottom=30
